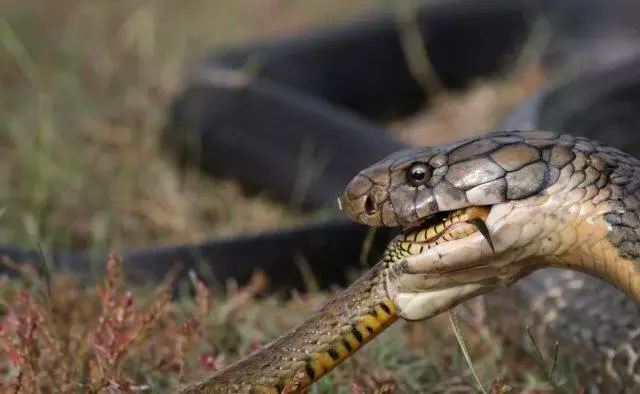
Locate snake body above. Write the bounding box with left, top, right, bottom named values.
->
left=351, top=130, right=640, bottom=390
left=3, top=0, right=640, bottom=392
left=180, top=263, right=398, bottom=393
left=182, top=130, right=640, bottom=392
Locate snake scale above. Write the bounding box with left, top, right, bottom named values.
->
left=3, top=0, right=640, bottom=392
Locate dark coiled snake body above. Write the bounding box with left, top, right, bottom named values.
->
left=3, top=0, right=640, bottom=391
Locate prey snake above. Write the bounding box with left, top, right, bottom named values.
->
left=2, top=0, right=640, bottom=392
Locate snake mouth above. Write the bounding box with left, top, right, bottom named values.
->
left=400, top=206, right=493, bottom=252
left=391, top=206, right=498, bottom=321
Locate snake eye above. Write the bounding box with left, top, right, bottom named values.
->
left=407, top=163, right=430, bottom=187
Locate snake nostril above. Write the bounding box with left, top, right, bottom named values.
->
left=364, top=195, right=376, bottom=215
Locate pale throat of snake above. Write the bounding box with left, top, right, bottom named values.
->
left=382, top=204, right=510, bottom=321
left=396, top=206, right=494, bottom=255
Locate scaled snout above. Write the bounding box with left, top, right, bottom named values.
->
left=338, top=174, right=395, bottom=227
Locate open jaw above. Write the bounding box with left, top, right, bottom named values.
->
left=397, top=205, right=494, bottom=255
left=391, top=205, right=500, bottom=321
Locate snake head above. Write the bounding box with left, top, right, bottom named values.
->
left=338, top=130, right=617, bottom=321
left=337, top=146, right=451, bottom=228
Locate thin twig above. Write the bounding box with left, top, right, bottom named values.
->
left=359, top=227, right=378, bottom=268
left=525, top=326, right=561, bottom=391
left=448, top=310, right=487, bottom=394
left=394, top=0, right=444, bottom=98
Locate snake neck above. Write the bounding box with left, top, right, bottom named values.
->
left=531, top=154, right=640, bottom=301
left=179, top=262, right=397, bottom=394
left=546, top=207, right=640, bottom=301
left=496, top=191, right=640, bottom=301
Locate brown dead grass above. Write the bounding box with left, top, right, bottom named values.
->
left=391, top=66, right=545, bottom=147
left=1, top=255, right=568, bottom=393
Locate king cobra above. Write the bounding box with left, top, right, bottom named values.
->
left=178, top=130, right=640, bottom=393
